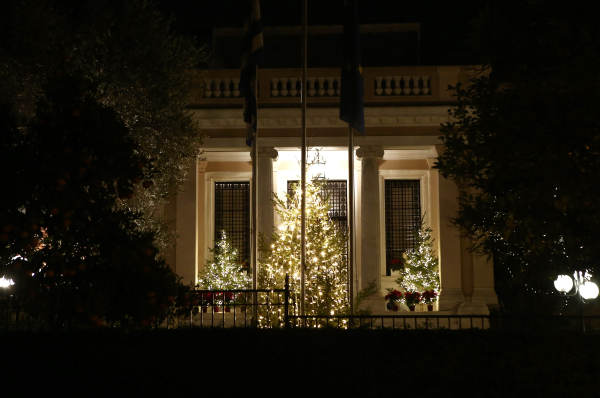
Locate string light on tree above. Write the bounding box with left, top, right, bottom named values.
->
left=395, top=215, right=440, bottom=294
left=258, top=176, right=349, bottom=326
left=199, top=231, right=251, bottom=293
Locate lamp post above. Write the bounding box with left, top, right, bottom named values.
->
left=554, top=271, right=599, bottom=332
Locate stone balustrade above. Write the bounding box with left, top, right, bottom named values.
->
left=270, top=76, right=340, bottom=97
left=193, top=66, right=468, bottom=105
left=374, top=75, right=430, bottom=96
left=203, top=78, right=242, bottom=99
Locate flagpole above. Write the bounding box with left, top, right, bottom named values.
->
left=252, top=65, right=258, bottom=323
left=300, top=0, right=307, bottom=317
left=340, top=0, right=364, bottom=315
left=348, top=125, right=355, bottom=315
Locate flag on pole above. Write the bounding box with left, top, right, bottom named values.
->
left=240, top=0, right=264, bottom=147
left=340, top=0, right=364, bottom=135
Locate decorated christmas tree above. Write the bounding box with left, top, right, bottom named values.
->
left=259, top=178, right=349, bottom=322
left=199, top=231, right=251, bottom=291
left=396, top=215, right=440, bottom=294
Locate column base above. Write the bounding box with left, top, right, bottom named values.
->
left=358, top=290, right=386, bottom=313
left=438, top=288, right=464, bottom=312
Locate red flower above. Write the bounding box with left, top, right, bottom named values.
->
left=386, top=289, right=402, bottom=302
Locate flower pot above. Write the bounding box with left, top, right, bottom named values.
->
left=409, top=305, right=416, bottom=312
left=202, top=306, right=208, bottom=313
left=392, top=304, right=399, bottom=312
left=214, top=306, right=220, bottom=313
left=224, top=307, right=231, bottom=313
left=427, top=305, right=433, bottom=312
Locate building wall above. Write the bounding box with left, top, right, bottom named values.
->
left=167, top=65, right=498, bottom=310
left=169, top=145, right=498, bottom=311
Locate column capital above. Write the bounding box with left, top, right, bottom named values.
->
left=251, top=147, right=279, bottom=161
left=356, top=146, right=384, bottom=160
left=198, top=159, right=208, bottom=173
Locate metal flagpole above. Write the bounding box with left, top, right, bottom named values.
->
left=240, top=0, right=263, bottom=325
left=340, top=0, right=364, bottom=315
left=300, top=0, right=307, bottom=317
left=348, top=125, right=354, bottom=315
left=252, top=65, right=258, bottom=323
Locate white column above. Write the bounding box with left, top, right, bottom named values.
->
left=175, top=158, right=199, bottom=285
left=196, top=160, right=208, bottom=276
left=257, top=147, right=278, bottom=244
left=356, top=146, right=384, bottom=291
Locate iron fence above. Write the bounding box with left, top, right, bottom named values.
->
left=287, top=314, right=600, bottom=332
left=176, top=287, right=294, bottom=329
left=3, top=282, right=600, bottom=332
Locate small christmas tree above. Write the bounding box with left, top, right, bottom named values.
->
left=199, top=231, right=251, bottom=291
left=395, top=215, right=440, bottom=294
left=259, top=178, right=349, bottom=322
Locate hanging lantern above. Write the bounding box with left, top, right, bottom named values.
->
left=311, top=149, right=326, bottom=180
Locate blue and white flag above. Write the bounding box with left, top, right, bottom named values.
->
left=240, top=0, right=264, bottom=147
left=340, top=0, right=365, bottom=135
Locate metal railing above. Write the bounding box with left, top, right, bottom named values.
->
left=3, top=283, right=600, bottom=332
left=173, top=286, right=293, bottom=329
left=288, top=314, right=600, bottom=332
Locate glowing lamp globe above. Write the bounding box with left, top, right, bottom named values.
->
left=580, top=282, right=599, bottom=300
left=554, top=275, right=573, bottom=293
left=0, top=276, right=14, bottom=288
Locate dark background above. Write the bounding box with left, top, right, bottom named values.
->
left=156, top=0, right=487, bottom=67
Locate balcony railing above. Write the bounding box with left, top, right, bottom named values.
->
left=192, top=66, right=469, bottom=107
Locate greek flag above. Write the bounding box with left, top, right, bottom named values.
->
left=240, top=0, right=264, bottom=147
left=340, top=0, right=365, bottom=135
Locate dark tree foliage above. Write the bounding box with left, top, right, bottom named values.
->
left=0, top=71, right=194, bottom=327
left=0, top=0, right=206, bottom=252
left=435, top=0, right=600, bottom=313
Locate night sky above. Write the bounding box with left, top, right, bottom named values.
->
left=156, top=0, right=487, bottom=66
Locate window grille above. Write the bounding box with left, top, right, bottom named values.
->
left=214, top=181, right=250, bottom=263
left=287, top=180, right=347, bottom=230
left=384, top=180, right=421, bottom=276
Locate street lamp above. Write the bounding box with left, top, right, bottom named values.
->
left=554, top=271, right=599, bottom=331
left=580, top=281, right=599, bottom=301
left=0, top=276, right=13, bottom=288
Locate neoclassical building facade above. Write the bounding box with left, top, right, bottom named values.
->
left=161, top=61, right=497, bottom=315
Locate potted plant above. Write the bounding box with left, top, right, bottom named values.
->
left=201, top=292, right=213, bottom=313
left=404, top=291, right=421, bottom=311
left=422, top=290, right=438, bottom=311
left=236, top=292, right=249, bottom=312
left=223, top=292, right=234, bottom=313
left=213, top=292, right=224, bottom=313
left=384, top=289, right=403, bottom=311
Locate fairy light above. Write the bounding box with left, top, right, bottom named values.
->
left=393, top=217, right=440, bottom=299
left=198, top=231, right=251, bottom=304
left=258, top=177, right=349, bottom=327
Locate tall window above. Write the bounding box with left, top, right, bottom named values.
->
left=384, top=180, right=421, bottom=276
left=214, top=181, right=250, bottom=263
left=287, top=180, right=347, bottom=230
